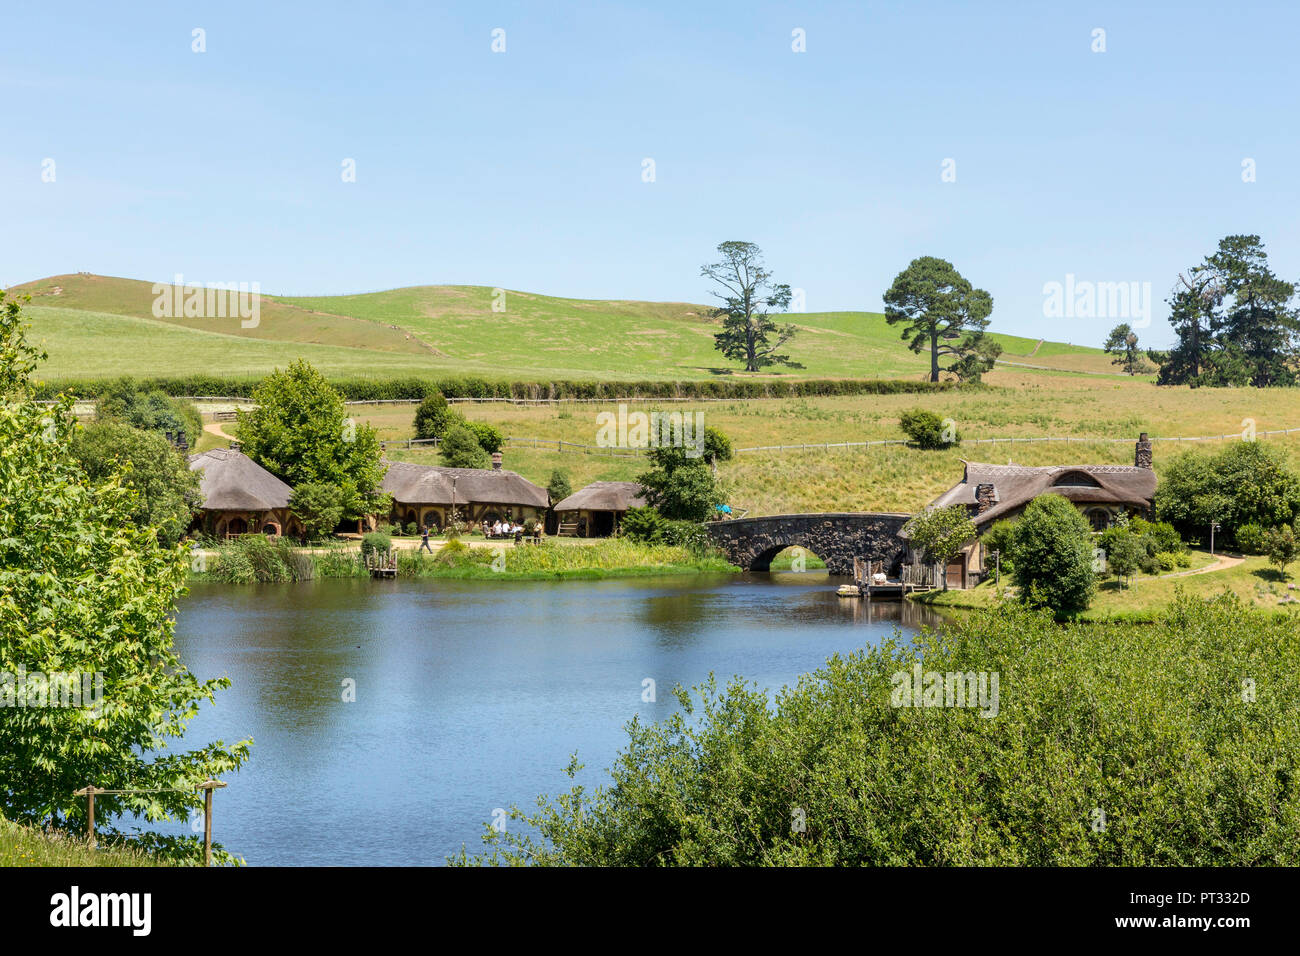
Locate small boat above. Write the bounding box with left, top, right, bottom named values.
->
left=836, top=584, right=860, bottom=597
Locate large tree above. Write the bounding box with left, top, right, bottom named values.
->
left=1010, top=494, right=1097, bottom=618
left=1158, top=236, right=1299, bottom=387
left=236, top=359, right=386, bottom=520
left=702, top=241, right=801, bottom=372
left=69, top=420, right=202, bottom=546
left=0, top=290, right=249, bottom=862
left=883, top=256, right=1000, bottom=382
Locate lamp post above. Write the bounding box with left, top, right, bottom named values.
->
left=1210, top=521, right=1220, bottom=556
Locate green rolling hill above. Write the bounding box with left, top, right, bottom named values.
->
left=12, top=273, right=1116, bottom=383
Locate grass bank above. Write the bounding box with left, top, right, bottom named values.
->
left=914, top=552, right=1300, bottom=622
left=195, top=535, right=738, bottom=583
left=0, top=818, right=163, bottom=867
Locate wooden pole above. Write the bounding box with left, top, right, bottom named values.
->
left=73, top=785, right=103, bottom=849
left=197, top=779, right=227, bottom=867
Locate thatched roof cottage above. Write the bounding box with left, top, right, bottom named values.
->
left=380, top=458, right=548, bottom=531
left=188, top=447, right=300, bottom=538
left=551, top=481, right=648, bottom=537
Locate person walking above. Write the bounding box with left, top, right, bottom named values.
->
left=420, top=525, right=434, bottom=554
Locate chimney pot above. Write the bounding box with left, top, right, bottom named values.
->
left=1135, top=433, right=1153, bottom=469
left=491, top=452, right=503, bottom=471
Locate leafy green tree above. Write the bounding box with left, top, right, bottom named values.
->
left=413, top=392, right=454, bottom=440
left=702, top=241, right=801, bottom=372
left=1265, top=525, right=1299, bottom=579
left=454, top=594, right=1300, bottom=866
left=236, top=360, right=385, bottom=520
left=1010, top=495, right=1096, bottom=617
left=636, top=440, right=725, bottom=522
left=902, top=505, right=975, bottom=590
left=290, top=481, right=346, bottom=540
left=68, top=420, right=201, bottom=546
left=1155, top=441, right=1300, bottom=543
left=701, top=426, right=733, bottom=466
left=95, top=379, right=202, bottom=448
left=1103, top=324, right=1150, bottom=376
left=883, top=256, right=1001, bottom=382
left=620, top=506, right=666, bottom=544
left=465, top=421, right=504, bottom=454
left=981, top=519, right=1018, bottom=576
left=898, top=408, right=960, bottom=449
left=0, top=289, right=250, bottom=862
left=440, top=424, right=490, bottom=469
left=546, top=470, right=572, bottom=505
left=1098, top=526, right=1144, bottom=588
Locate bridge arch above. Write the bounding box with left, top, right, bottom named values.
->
left=705, top=513, right=912, bottom=576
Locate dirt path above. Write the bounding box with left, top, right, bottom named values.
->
left=203, top=420, right=237, bottom=442
left=1154, top=554, right=1244, bottom=579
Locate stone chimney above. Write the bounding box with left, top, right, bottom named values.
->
left=975, top=483, right=997, bottom=515
left=1134, top=432, right=1152, bottom=469
left=229, top=440, right=242, bottom=452
left=491, top=451, right=503, bottom=471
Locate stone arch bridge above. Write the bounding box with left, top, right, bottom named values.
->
left=705, top=513, right=912, bottom=575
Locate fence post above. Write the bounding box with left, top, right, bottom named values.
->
left=197, top=779, right=227, bottom=866
left=73, top=785, right=103, bottom=848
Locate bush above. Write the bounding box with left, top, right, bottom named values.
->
left=980, top=519, right=1018, bottom=574
left=455, top=595, right=1300, bottom=866
left=1010, top=495, right=1096, bottom=617
left=440, top=424, right=490, bottom=469
left=413, top=392, right=452, bottom=440
left=547, top=470, right=572, bottom=505
left=899, top=408, right=959, bottom=449
left=1153, top=551, right=1178, bottom=572
left=1128, top=517, right=1184, bottom=555
left=621, top=506, right=666, bottom=544
left=660, top=519, right=714, bottom=556
left=290, top=481, right=345, bottom=540
left=210, top=535, right=309, bottom=584
left=361, top=531, right=392, bottom=560
left=1235, top=522, right=1267, bottom=555
left=465, top=421, right=504, bottom=454
left=404, top=521, right=418, bottom=536
left=1156, top=441, right=1300, bottom=543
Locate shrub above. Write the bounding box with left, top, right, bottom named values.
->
left=660, top=519, right=714, bottom=556
left=413, top=392, right=452, bottom=440
left=290, top=481, right=345, bottom=540
left=440, top=424, right=490, bottom=469
left=454, top=595, right=1300, bottom=866
left=404, top=521, right=418, bottom=536
left=361, top=531, right=392, bottom=560
left=1265, top=525, right=1300, bottom=579
left=1010, top=495, right=1096, bottom=617
left=1128, top=517, right=1184, bottom=555
left=1235, top=522, right=1267, bottom=555
left=899, top=408, right=959, bottom=449
left=1098, top=526, right=1145, bottom=586
left=1153, top=551, right=1178, bottom=573
left=1155, top=441, right=1300, bottom=543
left=465, top=421, right=504, bottom=454
left=547, top=470, right=572, bottom=505
left=980, top=519, right=1018, bottom=574
left=210, top=535, right=307, bottom=584
left=621, top=506, right=666, bottom=544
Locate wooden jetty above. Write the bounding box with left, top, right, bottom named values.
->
left=366, top=549, right=398, bottom=578
left=851, top=557, right=935, bottom=599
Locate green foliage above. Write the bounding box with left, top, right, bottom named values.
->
left=1236, top=522, right=1267, bottom=555
left=883, top=256, right=1001, bottom=382
left=659, top=519, right=715, bottom=556
left=412, top=391, right=454, bottom=440
left=702, top=241, right=801, bottom=372
left=1010, top=495, right=1097, bottom=617
left=1098, top=526, right=1145, bottom=586
left=1102, top=324, right=1151, bottom=376
left=898, top=408, right=959, bottom=449
left=1155, top=441, right=1300, bottom=543
left=464, top=421, right=504, bottom=454
left=546, top=469, right=572, bottom=504
left=95, top=378, right=202, bottom=448
left=0, top=290, right=250, bottom=856
left=455, top=595, right=1300, bottom=866
left=209, top=535, right=311, bottom=583
left=903, top=505, right=976, bottom=589
left=68, top=420, right=201, bottom=546
left=361, top=531, right=392, bottom=560
left=701, top=426, right=733, bottom=464
left=980, top=519, right=1017, bottom=574
left=440, top=424, right=490, bottom=469
left=1264, top=525, right=1300, bottom=579
left=1127, top=517, right=1184, bottom=555
left=637, top=444, right=722, bottom=522
left=290, top=481, right=345, bottom=540
left=236, top=359, right=385, bottom=520
left=620, top=506, right=666, bottom=544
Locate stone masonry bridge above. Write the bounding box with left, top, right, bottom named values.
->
left=705, top=513, right=912, bottom=576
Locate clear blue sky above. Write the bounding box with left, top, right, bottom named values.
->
left=4, top=0, right=1298, bottom=347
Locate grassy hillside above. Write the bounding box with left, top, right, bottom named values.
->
left=14, top=273, right=1116, bottom=382
left=0, top=817, right=161, bottom=867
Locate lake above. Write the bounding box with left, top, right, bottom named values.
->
left=162, top=572, right=943, bottom=865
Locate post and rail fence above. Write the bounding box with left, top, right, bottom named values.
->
left=73, top=779, right=228, bottom=866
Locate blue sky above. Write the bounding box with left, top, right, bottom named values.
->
left=3, top=0, right=1298, bottom=347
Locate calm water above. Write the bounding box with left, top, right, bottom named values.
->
left=161, top=573, right=942, bottom=865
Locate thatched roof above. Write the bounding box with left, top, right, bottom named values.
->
left=380, top=460, right=547, bottom=508
left=188, top=448, right=293, bottom=511
left=552, top=481, right=648, bottom=514
left=928, top=461, right=1158, bottom=529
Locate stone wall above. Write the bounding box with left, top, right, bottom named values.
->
left=705, top=512, right=912, bottom=575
